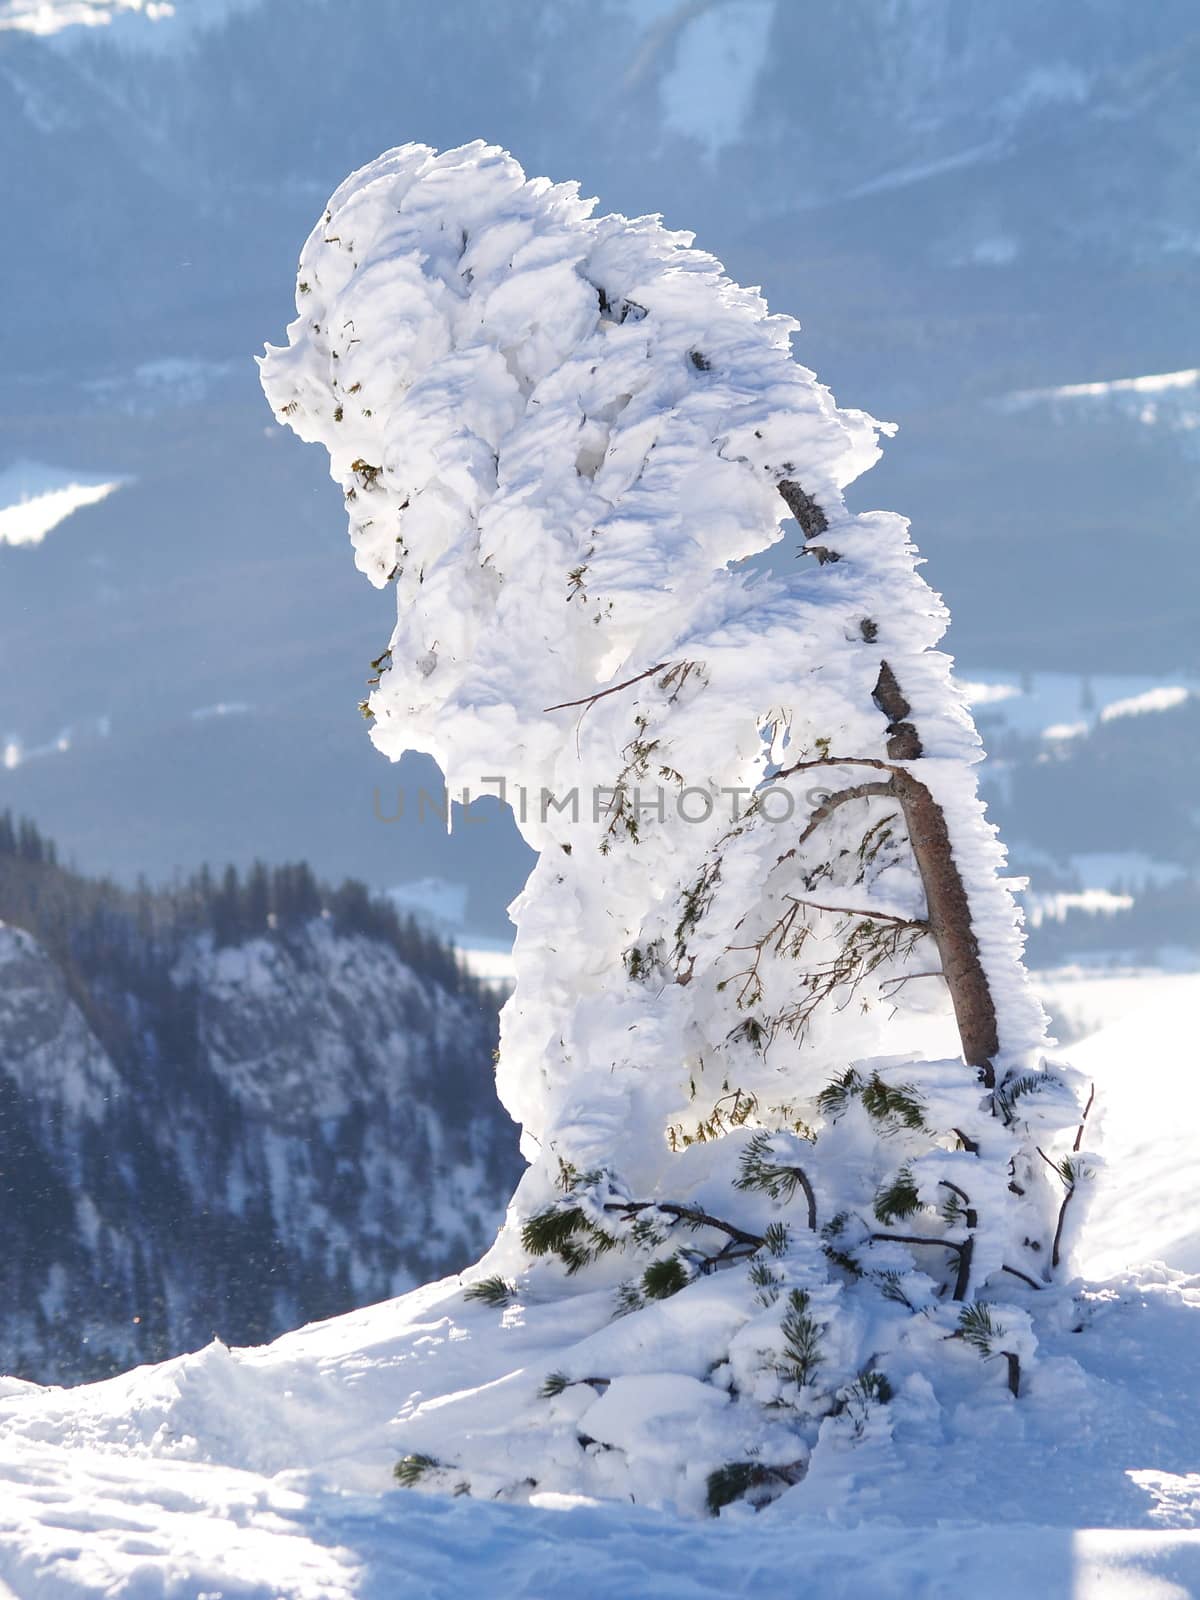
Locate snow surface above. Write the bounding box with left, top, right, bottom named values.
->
left=0, top=977, right=1196, bottom=1596
left=0, top=461, right=127, bottom=548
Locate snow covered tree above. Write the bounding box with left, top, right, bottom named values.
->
left=260, top=143, right=1091, bottom=1515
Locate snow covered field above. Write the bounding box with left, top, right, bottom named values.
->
left=0, top=971, right=1196, bottom=1598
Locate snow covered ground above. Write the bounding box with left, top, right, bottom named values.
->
left=0, top=971, right=1196, bottom=1597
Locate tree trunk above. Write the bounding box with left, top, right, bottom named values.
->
left=871, top=659, right=999, bottom=1084
left=777, top=481, right=1000, bottom=1084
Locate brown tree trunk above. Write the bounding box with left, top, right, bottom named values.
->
left=871, top=659, right=999, bottom=1085
left=776, top=480, right=1000, bottom=1084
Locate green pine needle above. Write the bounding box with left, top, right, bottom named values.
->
left=780, top=1288, right=822, bottom=1387
left=463, top=1275, right=515, bottom=1307
left=873, top=1164, right=922, bottom=1224
left=705, top=1461, right=774, bottom=1515
left=763, top=1221, right=791, bottom=1258
left=749, top=1259, right=781, bottom=1306
left=735, top=1131, right=808, bottom=1206
left=860, top=1073, right=925, bottom=1130
left=539, top=1371, right=571, bottom=1399
left=394, top=1453, right=440, bottom=1488
left=816, top=1067, right=862, bottom=1119
left=521, top=1205, right=589, bottom=1257
left=958, top=1301, right=1003, bottom=1357
left=641, top=1255, right=690, bottom=1301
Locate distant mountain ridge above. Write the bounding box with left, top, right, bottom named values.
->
left=0, top=820, right=520, bottom=1383
left=1, top=0, right=1195, bottom=937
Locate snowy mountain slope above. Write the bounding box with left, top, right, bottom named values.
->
left=0, top=978, right=1195, bottom=1595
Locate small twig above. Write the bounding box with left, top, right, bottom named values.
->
left=1050, top=1186, right=1076, bottom=1271
left=786, top=896, right=927, bottom=930
left=1003, top=1351, right=1021, bottom=1399
left=870, top=1232, right=965, bottom=1259
left=1000, top=1264, right=1044, bottom=1291
left=794, top=1167, right=818, bottom=1233
left=774, top=754, right=901, bottom=782
left=544, top=661, right=672, bottom=713
left=872, top=1224, right=974, bottom=1302
left=878, top=969, right=944, bottom=993
left=792, top=782, right=895, bottom=851
left=1037, top=1148, right=1077, bottom=1271
left=606, top=1201, right=764, bottom=1251
left=937, top=1180, right=976, bottom=1218
left=953, top=1127, right=981, bottom=1156
left=1073, top=1084, right=1095, bottom=1153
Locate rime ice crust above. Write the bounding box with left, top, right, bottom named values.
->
left=261, top=141, right=1084, bottom=1514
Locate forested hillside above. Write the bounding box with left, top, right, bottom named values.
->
left=0, top=818, right=519, bottom=1383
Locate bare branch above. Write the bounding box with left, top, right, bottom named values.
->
left=544, top=661, right=673, bottom=713
left=1036, top=1147, right=1079, bottom=1271
left=775, top=754, right=900, bottom=782
left=1000, top=1264, right=1044, bottom=1291
left=792, top=782, right=896, bottom=851
left=878, top=969, right=944, bottom=994
left=1073, top=1083, right=1096, bottom=1154
left=605, top=1200, right=764, bottom=1252
left=785, top=896, right=927, bottom=929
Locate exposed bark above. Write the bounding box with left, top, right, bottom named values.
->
left=773, top=482, right=1003, bottom=1085
left=871, top=661, right=922, bottom=762
left=1003, top=1351, right=1021, bottom=1399
left=888, top=763, right=999, bottom=1085
left=777, top=479, right=829, bottom=541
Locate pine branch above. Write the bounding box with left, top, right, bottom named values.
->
left=780, top=1288, right=822, bottom=1387
left=869, top=1230, right=972, bottom=1299
left=951, top=1304, right=1021, bottom=1397
left=463, top=1275, right=516, bottom=1307
left=540, top=1372, right=610, bottom=1398
left=873, top=1166, right=921, bottom=1225
left=734, top=1133, right=817, bottom=1230
left=642, top=1255, right=690, bottom=1300
left=394, top=1453, right=441, bottom=1488
left=1037, top=1148, right=1091, bottom=1270
left=603, top=1200, right=764, bottom=1251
